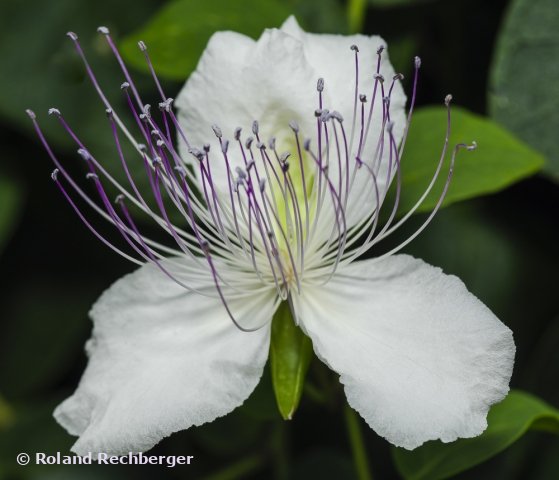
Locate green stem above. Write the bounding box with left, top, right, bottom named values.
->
left=347, top=0, right=367, bottom=33
left=271, top=421, right=290, bottom=480
left=344, top=403, right=373, bottom=480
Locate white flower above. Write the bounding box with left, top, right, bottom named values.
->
left=28, top=17, right=514, bottom=455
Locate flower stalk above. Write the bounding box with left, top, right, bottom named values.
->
left=345, top=403, right=373, bottom=480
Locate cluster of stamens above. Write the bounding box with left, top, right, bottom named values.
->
left=26, top=27, right=475, bottom=331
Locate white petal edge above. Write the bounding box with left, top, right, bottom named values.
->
left=293, top=254, right=515, bottom=450
left=54, top=261, right=277, bottom=455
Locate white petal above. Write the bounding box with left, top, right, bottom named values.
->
left=175, top=20, right=407, bottom=230
left=54, top=261, right=277, bottom=455
left=282, top=18, right=407, bottom=231
left=175, top=27, right=316, bottom=189
left=294, top=255, right=515, bottom=450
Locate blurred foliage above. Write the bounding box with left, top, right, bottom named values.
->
left=1, top=0, right=558, bottom=479
left=289, top=0, right=347, bottom=33
left=368, top=0, right=438, bottom=7
left=121, top=0, right=347, bottom=81
left=120, top=0, right=293, bottom=80
left=392, top=390, right=559, bottom=480
left=397, top=106, right=544, bottom=214
left=348, top=0, right=367, bottom=33
left=490, top=0, right=559, bottom=181
left=0, top=282, right=93, bottom=398
left=0, top=0, right=161, bottom=185
left=403, top=202, right=518, bottom=315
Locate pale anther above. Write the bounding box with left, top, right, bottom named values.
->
left=221, top=139, right=229, bottom=154
left=211, top=124, right=222, bottom=138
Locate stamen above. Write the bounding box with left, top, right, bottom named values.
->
left=33, top=27, right=462, bottom=328
left=212, top=124, right=223, bottom=138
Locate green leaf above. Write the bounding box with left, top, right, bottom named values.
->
left=120, top=0, right=292, bottom=81
left=489, top=0, right=559, bottom=181
left=393, top=390, right=559, bottom=480
left=397, top=106, right=544, bottom=214
left=0, top=174, right=22, bottom=254
left=270, top=302, right=313, bottom=420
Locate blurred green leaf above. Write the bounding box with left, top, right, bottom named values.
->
left=393, top=390, right=559, bottom=480
left=0, top=0, right=160, bottom=158
left=288, top=0, right=347, bottom=33
left=270, top=302, right=312, bottom=420
left=120, top=0, right=292, bottom=81
left=398, top=106, right=544, bottom=214
left=0, top=175, right=23, bottom=254
left=489, top=0, right=559, bottom=181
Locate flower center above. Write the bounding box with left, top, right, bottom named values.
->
left=28, top=27, right=475, bottom=333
